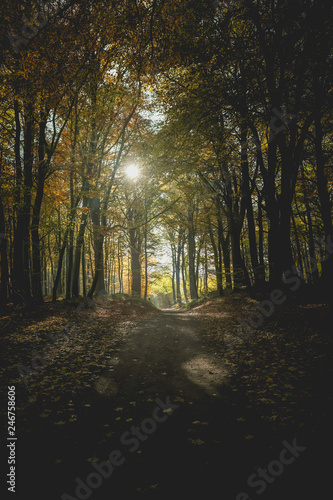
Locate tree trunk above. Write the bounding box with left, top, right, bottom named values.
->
left=129, top=227, right=141, bottom=297
left=291, top=211, right=304, bottom=279
left=266, top=140, right=283, bottom=285
left=220, top=221, right=231, bottom=290
left=257, top=190, right=265, bottom=278
left=31, top=116, right=48, bottom=304
left=176, top=235, right=183, bottom=304
left=204, top=244, right=208, bottom=294
left=314, top=102, right=333, bottom=293
left=13, top=102, right=34, bottom=303
left=0, top=195, right=9, bottom=305
left=181, top=245, right=188, bottom=302
left=144, top=221, right=148, bottom=299
left=53, top=195, right=80, bottom=302
left=66, top=175, right=75, bottom=299
left=306, top=203, right=318, bottom=283
left=118, top=237, right=123, bottom=293
left=188, top=210, right=198, bottom=300
left=22, top=104, right=34, bottom=302
left=72, top=197, right=90, bottom=297
left=241, top=133, right=261, bottom=287
left=229, top=220, right=250, bottom=289
left=12, top=99, right=24, bottom=304
left=89, top=196, right=106, bottom=297
left=171, top=244, right=176, bottom=304
left=82, top=238, right=86, bottom=297
left=208, top=215, right=223, bottom=296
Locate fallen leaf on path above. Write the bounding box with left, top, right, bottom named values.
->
left=188, top=438, right=204, bottom=445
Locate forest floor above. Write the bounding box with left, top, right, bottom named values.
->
left=1, top=293, right=332, bottom=500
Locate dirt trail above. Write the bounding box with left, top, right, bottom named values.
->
left=15, top=307, right=328, bottom=500
left=102, top=309, right=232, bottom=401
left=81, top=308, right=246, bottom=498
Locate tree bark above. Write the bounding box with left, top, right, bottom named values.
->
left=241, top=130, right=261, bottom=287
left=181, top=245, right=188, bottom=302
left=176, top=232, right=183, bottom=304
left=208, top=215, right=223, bottom=296
left=89, top=196, right=106, bottom=297
left=171, top=244, right=176, bottom=304
left=144, top=214, right=149, bottom=299
left=0, top=191, right=9, bottom=305
left=72, top=197, right=90, bottom=297
left=129, top=227, right=141, bottom=298
left=314, top=102, right=333, bottom=293
left=13, top=102, right=34, bottom=303
left=31, top=116, right=48, bottom=304
left=188, top=209, right=198, bottom=300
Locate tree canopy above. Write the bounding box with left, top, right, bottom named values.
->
left=0, top=0, right=332, bottom=307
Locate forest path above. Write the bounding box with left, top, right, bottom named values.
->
left=105, top=308, right=231, bottom=401
left=15, top=306, right=328, bottom=500
left=85, top=308, right=249, bottom=498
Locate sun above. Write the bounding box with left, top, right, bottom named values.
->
left=125, top=164, right=140, bottom=180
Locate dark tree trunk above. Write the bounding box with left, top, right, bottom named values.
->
left=53, top=195, right=80, bottom=302
left=266, top=140, right=283, bottom=285
left=208, top=216, right=223, bottom=296
left=176, top=234, right=183, bottom=304
left=188, top=210, right=198, bottom=300
left=118, top=237, right=123, bottom=293
left=21, top=104, right=34, bottom=302
left=279, top=156, right=295, bottom=276
left=129, top=227, right=141, bottom=298
left=0, top=194, right=9, bottom=305
left=13, top=103, right=34, bottom=303
left=31, top=116, right=48, bottom=304
left=314, top=102, right=333, bottom=294
left=12, top=99, right=24, bottom=304
left=72, top=197, right=90, bottom=297
left=241, top=131, right=261, bottom=286
left=89, top=197, right=106, bottom=297
left=306, top=204, right=318, bottom=283
left=181, top=245, right=188, bottom=302
left=219, top=217, right=231, bottom=289
left=66, top=177, right=75, bottom=299
left=229, top=220, right=251, bottom=289
left=291, top=212, right=304, bottom=278
left=171, top=244, right=176, bottom=304
left=257, top=190, right=265, bottom=278
left=82, top=238, right=86, bottom=297
left=144, top=218, right=148, bottom=299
